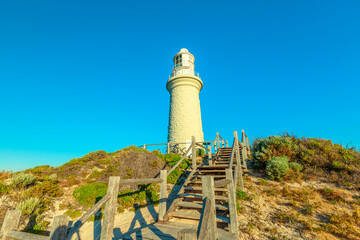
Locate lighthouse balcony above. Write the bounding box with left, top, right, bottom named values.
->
left=169, top=71, right=200, bottom=80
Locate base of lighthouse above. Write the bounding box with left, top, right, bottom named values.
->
left=167, top=75, right=204, bottom=145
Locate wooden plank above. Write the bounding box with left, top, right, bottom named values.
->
left=168, top=211, right=229, bottom=223
left=177, top=229, right=197, bottom=240
left=6, top=230, right=49, bottom=240
left=179, top=193, right=228, bottom=201
left=192, top=136, right=196, bottom=169
left=1, top=209, right=21, bottom=240
left=201, top=176, right=217, bottom=240
left=184, top=186, right=227, bottom=192
left=100, top=176, right=120, bottom=240
left=167, top=146, right=191, bottom=175
left=66, top=194, right=111, bottom=239
left=192, top=175, right=225, bottom=179
left=198, top=165, right=234, bottom=169
left=120, top=178, right=163, bottom=185
left=176, top=201, right=229, bottom=211
left=226, top=169, right=239, bottom=236
left=158, top=170, right=167, bottom=221
left=49, top=215, right=69, bottom=240
left=213, top=179, right=231, bottom=188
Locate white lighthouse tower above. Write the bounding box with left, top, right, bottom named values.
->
left=167, top=48, right=204, bottom=146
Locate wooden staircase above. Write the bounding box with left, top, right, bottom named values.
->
left=165, top=147, right=245, bottom=238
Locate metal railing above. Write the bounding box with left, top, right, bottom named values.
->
left=168, top=71, right=200, bottom=79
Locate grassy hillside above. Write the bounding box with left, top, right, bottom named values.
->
left=238, top=134, right=360, bottom=239
left=0, top=146, right=189, bottom=234
left=0, top=135, right=359, bottom=239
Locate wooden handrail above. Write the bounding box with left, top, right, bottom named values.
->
left=119, top=178, right=163, bottom=185
left=167, top=145, right=192, bottom=175
left=195, top=143, right=210, bottom=151
left=66, top=194, right=112, bottom=239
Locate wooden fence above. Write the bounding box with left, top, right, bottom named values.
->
left=140, top=132, right=228, bottom=155
left=0, top=132, right=250, bottom=240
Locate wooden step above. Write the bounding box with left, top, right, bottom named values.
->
left=196, top=170, right=226, bottom=173
left=168, top=211, right=230, bottom=223
left=184, top=186, right=227, bottom=192
left=192, top=175, right=226, bottom=179
left=198, top=165, right=233, bottom=169
left=179, top=193, right=228, bottom=200
left=175, top=201, right=229, bottom=211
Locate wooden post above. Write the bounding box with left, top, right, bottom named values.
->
left=192, top=136, right=196, bottom=169
left=208, top=149, right=212, bottom=166
left=216, top=132, right=220, bottom=151
left=158, top=170, right=167, bottom=221
left=201, top=176, right=217, bottom=240
left=226, top=141, right=229, bottom=147
left=100, top=176, right=120, bottom=240
left=167, top=142, right=170, bottom=154
left=177, top=228, right=197, bottom=240
left=49, top=215, right=69, bottom=240
left=241, top=129, right=246, bottom=144
left=240, top=142, right=248, bottom=170
left=246, top=136, right=251, bottom=155
left=143, top=144, right=146, bottom=150
left=198, top=197, right=213, bottom=240
left=236, top=159, right=244, bottom=191
left=1, top=209, right=21, bottom=240
left=226, top=169, right=239, bottom=236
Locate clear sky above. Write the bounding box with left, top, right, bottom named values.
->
left=1, top=0, right=359, bottom=172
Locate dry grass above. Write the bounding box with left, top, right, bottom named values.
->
left=239, top=172, right=360, bottom=240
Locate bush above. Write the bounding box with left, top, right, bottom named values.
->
left=236, top=190, right=249, bottom=200
left=16, top=197, right=41, bottom=215
left=196, top=148, right=205, bottom=157
left=266, top=156, right=290, bottom=180
left=32, top=181, right=63, bottom=197
left=289, top=162, right=303, bottom=172
left=0, top=181, right=11, bottom=194
left=252, top=136, right=297, bottom=168
left=73, top=182, right=108, bottom=208
left=11, top=173, right=36, bottom=188
left=49, top=174, right=57, bottom=181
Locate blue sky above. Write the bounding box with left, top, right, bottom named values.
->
left=1, top=0, right=359, bottom=171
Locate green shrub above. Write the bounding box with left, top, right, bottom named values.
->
left=65, top=209, right=82, bottom=219
left=32, top=181, right=63, bottom=197
left=289, top=162, right=303, bottom=172
left=16, top=197, right=41, bottom=215
left=73, top=182, right=108, bottom=208
left=49, top=174, right=57, bottom=181
left=266, top=156, right=290, bottom=180
left=146, top=184, right=159, bottom=204
left=252, top=136, right=297, bottom=168
left=0, top=181, right=11, bottom=194
left=11, top=173, right=36, bottom=188
left=118, top=189, right=135, bottom=212
left=236, top=190, right=249, bottom=200
left=196, top=148, right=205, bottom=157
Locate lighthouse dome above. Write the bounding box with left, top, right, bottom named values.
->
left=180, top=48, right=189, bottom=53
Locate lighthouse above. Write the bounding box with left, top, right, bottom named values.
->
left=167, top=48, right=204, bottom=147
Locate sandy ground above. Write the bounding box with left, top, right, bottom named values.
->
left=68, top=205, right=159, bottom=240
